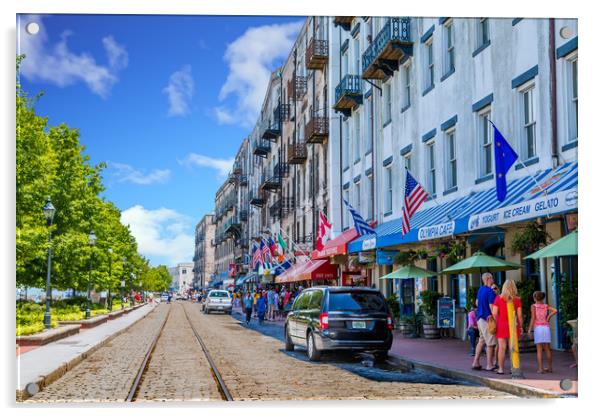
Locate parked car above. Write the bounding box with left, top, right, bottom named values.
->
left=284, top=286, right=393, bottom=362
left=203, top=290, right=232, bottom=314
left=160, top=292, right=169, bottom=302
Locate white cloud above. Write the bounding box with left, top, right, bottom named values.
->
left=18, top=17, right=128, bottom=98
left=109, top=162, right=171, bottom=185
left=163, top=65, right=195, bottom=117
left=181, top=153, right=234, bottom=178
left=215, top=21, right=303, bottom=128
left=121, top=205, right=194, bottom=266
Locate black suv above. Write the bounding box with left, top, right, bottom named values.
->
left=284, top=286, right=393, bottom=361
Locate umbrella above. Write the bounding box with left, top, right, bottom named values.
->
left=525, top=230, right=577, bottom=259
left=379, top=265, right=436, bottom=280
left=440, top=251, right=521, bottom=275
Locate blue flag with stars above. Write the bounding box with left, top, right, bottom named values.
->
left=492, top=123, right=519, bottom=202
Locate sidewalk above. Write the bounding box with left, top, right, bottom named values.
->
left=231, top=307, right=577, bottom=397
left=16, top=303, right=156, bottom=400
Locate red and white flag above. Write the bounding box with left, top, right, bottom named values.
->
left=402, top=170, right=428, bottom=236
left=316, top=211, right=333, bottom=251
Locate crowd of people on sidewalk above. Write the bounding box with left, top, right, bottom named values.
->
left=470, top=272, right=563, bottom=376
left=233, top=285, right=305, bottom=325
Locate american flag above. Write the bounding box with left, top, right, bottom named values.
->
left=260, top=239, right=271, bottom=262
left=343, top=199, right=376, bottom=236
left=402, top=171, right=428, bottom=236
left=252, top=244, right=262, bottom=269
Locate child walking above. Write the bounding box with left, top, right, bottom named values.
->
left=528, top=291, right=557, bottom=374
left=466, top=306, right=479, bottom=356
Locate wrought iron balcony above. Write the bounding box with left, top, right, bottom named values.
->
left=260, top=119, right=281, bottom=141
left=287, top=75, right=307, bottom=101
left=269, top=197, right=295, bottom=218
left=333, top=74, right=363, bottom=116
left=233, top=162, right=242, bottom=174
left=252, top=139, right=271, bottom=157
left=305, top=113, right=329, bottom=144
left=249, top=190, right=265, bottom=207
left=227, top=172, right=237, bottom=184
left=362, top=17, right=413, bottom=80
left=287, top=143, right=307, bottom=164
left=333, top=16, right=354, bottom=31
left=306, top=38, right=328, bottom=70
left=239, top=209, right=248, bottom=222
left=239, top=174, right=248, bottom=186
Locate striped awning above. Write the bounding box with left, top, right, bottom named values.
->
left=349, top=162, right=577, bottom=253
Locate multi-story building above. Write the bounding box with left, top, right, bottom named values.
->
left=328, top=16, right=577, bottom=347
left=193, top=214, right=215, bottom=289
left=168, top=262, right=194, bottom=294
left=213, top=175, right=238, bottom=287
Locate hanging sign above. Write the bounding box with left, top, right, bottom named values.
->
left=362, top=237, right=377, bottom=250
left=358, top=251, right=376, bottom=263
left=458, top=274, right=467, bottom=308
left=376, top=250, right=397, bottom=265
left=437, top=297, right=456, bottom=328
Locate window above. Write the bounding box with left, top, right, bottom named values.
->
left=404, top=154, right=412, bottom=173
left=344, top=190, right=350, bottom=228
left=520, top=84, right=537, bottom=160
left=477, top=18, right=489, bottom=48
left=365, top=97, right=373, bottom=153
left=402, top=62, right=411, bottom=109
left=443, top=20, right=455, bottom=75
left=182, top=269, right=187, bottom=274
left=568, top=56, right=578, bottom=141
left=383, top=82, right=392, bottom=125
left=367, top=175, right=374, bottom=220
left=384, top=167, right=393, bottom=213
left=445, top=129, right=457, bottom=190
left=353, top=38, right=360, bottom=74
left=424, top=38, right=434, bottom=91
left=309, top=290, right=323, bottom=309
left=353, top=114, right=361, bottom=162
left=478, top=108, right=493, bottom=177
left=426, top=141, right=436, bottom=195
left=354, top=182, right=361, bottom=215
left=343, top=121, right=349, bottom=169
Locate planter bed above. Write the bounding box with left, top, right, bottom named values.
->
left=16, top=324, right=81, bottom=347
left=58, top=314, right=108, bottom=329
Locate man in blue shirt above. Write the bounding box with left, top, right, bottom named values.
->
left=471, top=273, right=498, bottom=371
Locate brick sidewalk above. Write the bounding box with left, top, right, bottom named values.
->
left=232, top=307, right=577, bottom=397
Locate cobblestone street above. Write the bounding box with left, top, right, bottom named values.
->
left=24, top=302, right=515, bottom=402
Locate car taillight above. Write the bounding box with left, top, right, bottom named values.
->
left=319, top=313, right=329, bottom=330
left=387, top=315, right=393, bottom=330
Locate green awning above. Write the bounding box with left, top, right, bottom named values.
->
left=525, top=230, right=578, bottom=259
left=440, top=251, right=521, bottom=274
left=379, top=265, right=436, bottom=280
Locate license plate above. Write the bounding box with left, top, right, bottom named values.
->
left=352, top=321, right=366, bottom=329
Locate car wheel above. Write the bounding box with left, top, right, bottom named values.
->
left=284, top=325, right=294, bottom=352
left=374, top=351, right=388, bottom=363
left=306, top=332, right=321, bottom=361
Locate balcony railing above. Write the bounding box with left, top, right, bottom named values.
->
left=333, top=74, right=363, bottom=116
left=306, top=38, right=328, bottom=70
left=252, top=139, right=271, bottom=157
left=305, top=113, right=329, bottom=144
left=239, top=209, right=248, bottom=222
left=249, top=190, right=265, bottom=207
left=269, top=197, right=295, bottom=218
left=287, top=143, right=307, bottom=164
left=287, top=75, right=307, bottom=101
left=261, top=120, right=281, bottom=141
left=362, top=17, right=412, bottom=80
left=333, top=16, right=354, bottom=31
left=239, top=174, right=248, bottom=186
left=233, top=162, right=242, bottom=174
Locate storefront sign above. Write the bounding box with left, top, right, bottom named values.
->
left=468, top=189, right=578, bottom=231
left=437, top=297, right=456, bottom=328
left=458, top=274, right=467, bottom=308
left=376, top=250, right=397, bottom=265
left=358, top=251, right=376, bottom=264
left=362, top=237, right=377, bottom=250
left=418, top=221, right=455, bottom=241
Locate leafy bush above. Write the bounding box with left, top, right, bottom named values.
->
left=466, top=285, right=479, bottom=311
left=511, top=223, right=550, bottom=254
left=516, top=279, right=537, bottom=326
left=559, top=277, right=578, bottom=327
left=419, top=290, right=442, bottom=325
left=385, top=294, right=400, bottom=320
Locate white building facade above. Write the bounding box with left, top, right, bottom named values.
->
left=169, top=262, right=194, bottom=294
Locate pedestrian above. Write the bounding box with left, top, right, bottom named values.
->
left=272, top=289, right=280, bottom=320
left=243, top=292, right=254, bottom=325
left=256, top=291, right=267, bottom=325
left=471, top=272, right=498, bottom=372
left=527, top=291, right=557, bottom=374
left=267, top=287, right=275, bottom=321
left=492, top=279, right=523, bottom=375
left=466, top=305, right=478, bottom=356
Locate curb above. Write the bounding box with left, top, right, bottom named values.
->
left=16, top=303, right=157, bottom=402
left=387, top=353, right=568, bottom=399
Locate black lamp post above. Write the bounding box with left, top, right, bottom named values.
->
left=121, top=256, right=126, bottom=309
left=42, top=197, right=56, bottom=330
left=86, top=231, right=97, bottom=319
left=130, top=272, right=136, bottom=306
left=107, top=248, right=113, bottom=311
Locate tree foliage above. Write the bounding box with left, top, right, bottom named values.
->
left=16, top=55, right=169, bottom=295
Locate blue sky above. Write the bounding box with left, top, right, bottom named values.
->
left=18, top=13, right=303, bottom=267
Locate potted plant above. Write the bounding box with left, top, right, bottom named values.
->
left=399, top=315, right=416, bottom=337
left=394, top=250, right=417, bottom=266
left=511, top=222, right=550, bottom=254
left=419, top=290, right=442, bottom=339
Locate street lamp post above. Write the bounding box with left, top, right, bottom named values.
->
left=86, top=231, right=97, bottom=319
left=107, top=248, right=113, bottom=311
left=130, top=272, right=136, bottom=306
left=121, top=256, right=126, bottom=309
left=42, top=198, right=56, bottom=330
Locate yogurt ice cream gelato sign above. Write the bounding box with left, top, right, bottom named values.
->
left=468, top=189, right=577, bottom=230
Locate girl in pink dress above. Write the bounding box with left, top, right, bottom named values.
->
left=528, top=291, right=558, bottom=373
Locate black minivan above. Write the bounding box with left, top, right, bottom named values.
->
left=284, top=286, right=393, bottom=361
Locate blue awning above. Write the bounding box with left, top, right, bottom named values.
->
left=349, top=162, right=577, bottom=253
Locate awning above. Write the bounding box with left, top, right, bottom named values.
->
left=312, top=228, right=358, bottom=259
left=525, top=230, right=578, bottom=259
left=275, top=259, right=338, bottom=283
left=349, top=162, right=578, bottom=253
left=275, top=261, right=308, bottom=284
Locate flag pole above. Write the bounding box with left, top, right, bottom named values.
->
left=488, top=120, right=551, bottom=219
left=273, top=226, right=316, bottom=265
